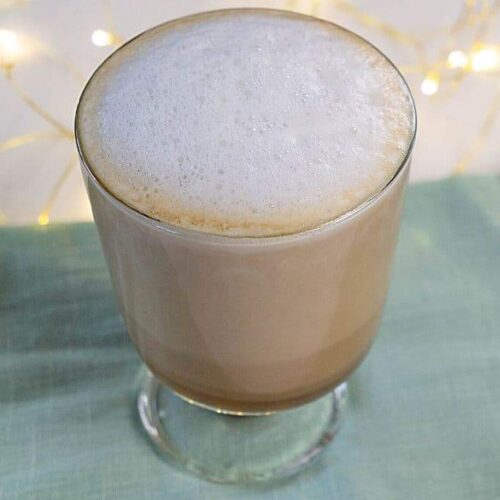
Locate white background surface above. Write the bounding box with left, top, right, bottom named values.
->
left=1, top=0, right=499, bottom=225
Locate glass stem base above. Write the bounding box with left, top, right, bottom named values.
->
left=136, top=367, right=347, bottom=483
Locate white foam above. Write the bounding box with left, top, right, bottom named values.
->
left=77, top=10, right=415, bottom=236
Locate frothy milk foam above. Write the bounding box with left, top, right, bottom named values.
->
left=78, top=10, right=414, bottom=236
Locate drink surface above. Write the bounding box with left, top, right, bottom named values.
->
left=77, top=10, right=415, bottom=236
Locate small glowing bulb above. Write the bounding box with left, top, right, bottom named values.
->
left=471, top=47, right=500, bottom=72
left=447, top=50, right=469, bottom=69
left=91, top=29, right=115, bottom=47
left=38, top=213, right=49, bottom=226
left=420, top=74, right=439, bottom=96
left=0, top=29, right=23, bottom=66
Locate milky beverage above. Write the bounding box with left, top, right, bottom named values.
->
left=76, top=10, right=415, bottom=412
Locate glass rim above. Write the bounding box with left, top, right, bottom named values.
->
left=75, top=7, right=417, bottom=244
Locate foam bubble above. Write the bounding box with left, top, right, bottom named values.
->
left=77, top=10, right=415, bottom=236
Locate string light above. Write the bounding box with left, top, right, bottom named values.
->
left=35, top=155, right=78, bottom=225
left=421, top=73, right=440, bottom=96
left=0, top=0, right=499, bottom=227
left=0, top=29, right=23, bottom=67
left=471, top=46, right=500, bottom=72
left=91, top=29, right=115, bottom=47
left=37, top=213, right=49, bottom=226
left=447, top=50, right=469, bottom=69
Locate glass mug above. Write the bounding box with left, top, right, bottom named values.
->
left=75, top=9, right=416, bottom=484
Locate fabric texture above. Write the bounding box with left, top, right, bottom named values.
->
left=1, top=176, right=499, bottom=499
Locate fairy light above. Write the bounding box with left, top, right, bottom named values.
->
left=421, top=73, right=440, bottom=96
left=0, top=0, right=499, bottom=227
left=447, top=50, right=469, bottom=69
left=0, top=29, right=23, bottom=67
left=471, top=46, right=500, bottom=72
left=37, top=213, right=49, bottom=226
left=91, top=29, right=115, bottom=47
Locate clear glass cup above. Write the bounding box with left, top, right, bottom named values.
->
left=75, top=9, right=416, bottom=484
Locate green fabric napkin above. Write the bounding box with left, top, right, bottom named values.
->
left=1, top=176, right=499, bottom=499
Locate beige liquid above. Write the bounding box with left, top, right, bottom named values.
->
left=84, top=161, right=409, bottom=412
left=77, top=10, right=415, bottom=413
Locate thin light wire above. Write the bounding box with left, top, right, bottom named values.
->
left=4, top=68, right=73, bottom=138
left=42, top=49, right=87, bottom=83
left=453, top=87, right=500, bottom=174
left=102, top=0, right=124, bottom=45
left=0, top=130, right=63, bottom=153
left=37, top=154, right=78, bottom=223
